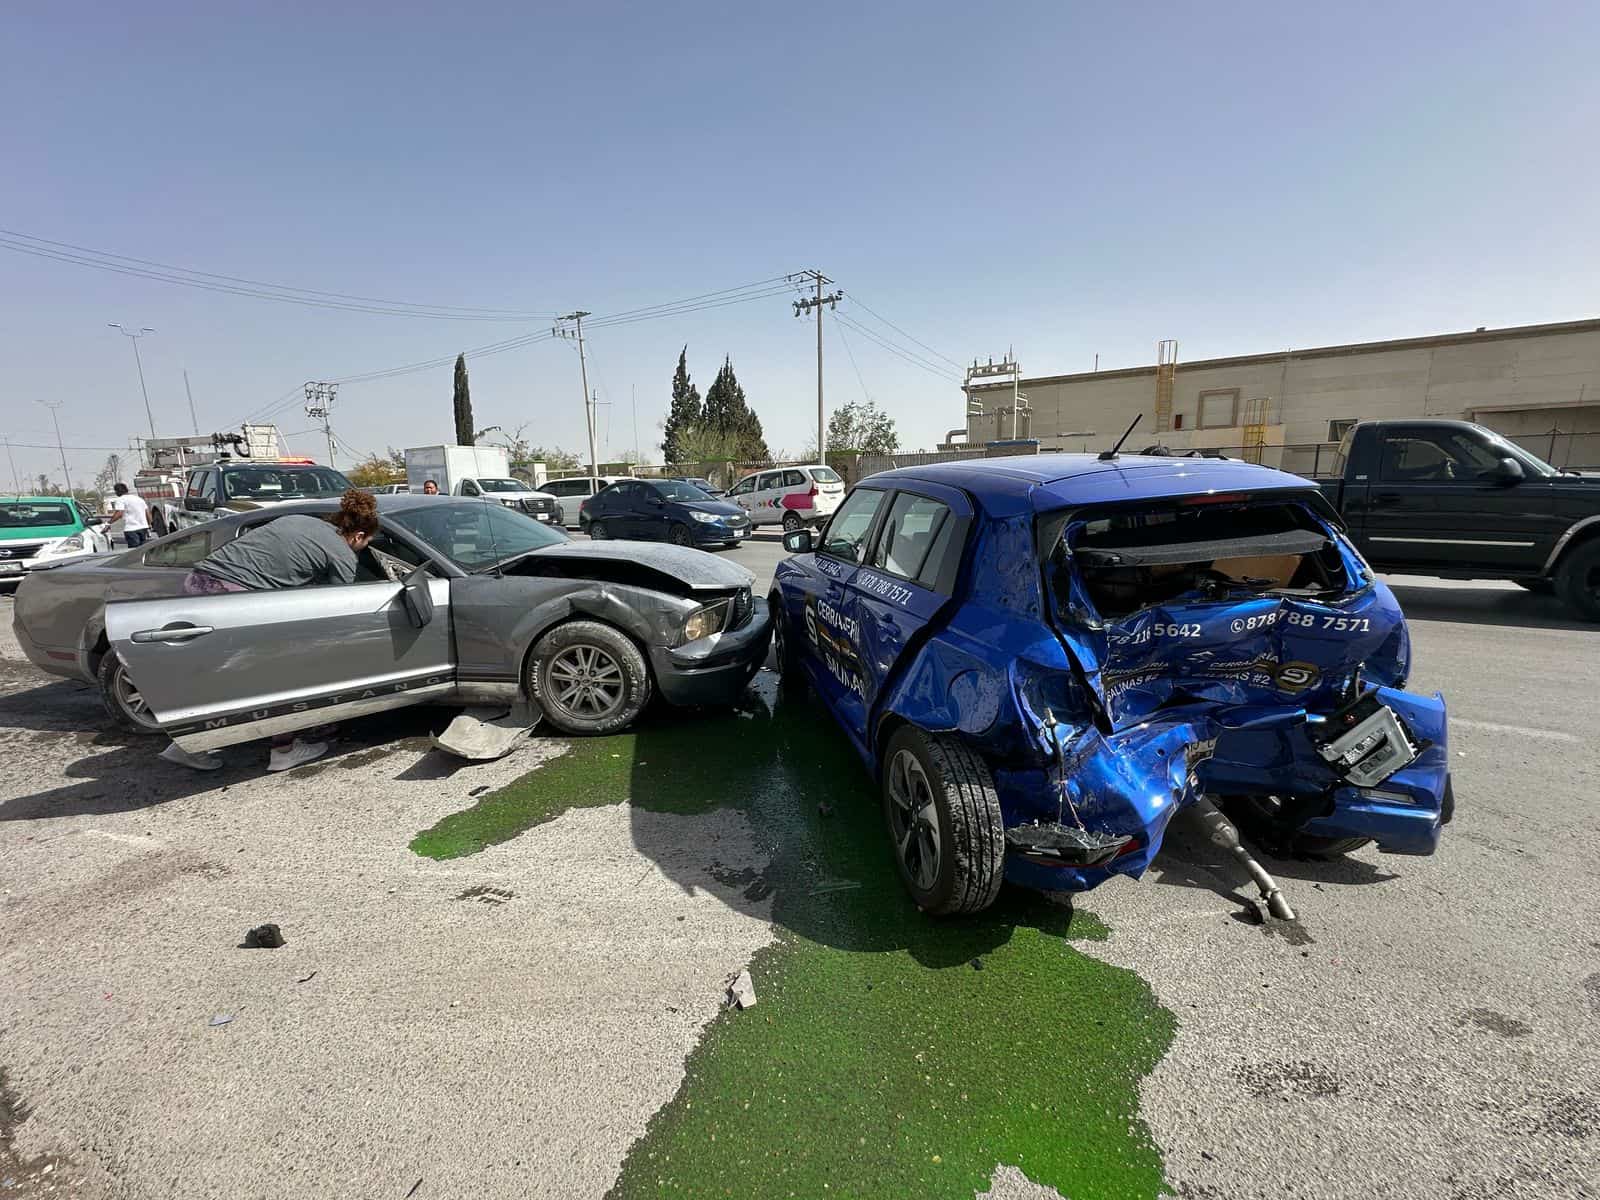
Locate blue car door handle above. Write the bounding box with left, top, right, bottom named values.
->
left=131, top=624, right=214, bottom=643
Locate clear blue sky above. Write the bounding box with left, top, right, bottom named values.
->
left=4, top=1, right=1597, bottom=488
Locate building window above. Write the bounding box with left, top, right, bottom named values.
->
left=1327, top=418, right=1357, bottom=442
left=1197, top=389, right=1239, bottom=429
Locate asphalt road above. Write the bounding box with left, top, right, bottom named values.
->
left=0, top=555, right=1596, bottom=1200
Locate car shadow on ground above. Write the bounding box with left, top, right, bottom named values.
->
left=1385, top=581, right=1593, bottom=631
left=1146, top=813, right=1402, bottom=913
left=0, top=676, right=107, bottom=734
left=0, top=706, right=453, bottom=824
left=621, top=677, right=1098, bottom=969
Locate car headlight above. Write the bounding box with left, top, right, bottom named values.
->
left=690, top=510, right=721, bottom=524
left=47, top=535, right=86, bottom=555
left=681, top=599, right=732, bottom=643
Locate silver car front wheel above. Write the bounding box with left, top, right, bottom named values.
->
left=527, top=620, right=651, bottom=735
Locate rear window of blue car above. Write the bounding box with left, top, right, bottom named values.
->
left=872, top=494, right=952, bottom=582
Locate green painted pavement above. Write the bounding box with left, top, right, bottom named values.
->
left=413, top=676, right=1174, bottom=1200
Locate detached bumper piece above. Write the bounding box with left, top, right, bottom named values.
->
left=1312, top=691, right=1420, bottom=788
left=1005, top=821, right=1133, bottom=868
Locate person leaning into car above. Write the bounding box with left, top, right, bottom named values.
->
left=158, top=489, right=379, bottom=774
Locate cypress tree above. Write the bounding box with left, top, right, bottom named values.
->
left=702, top=356, right=769, bottom=461
left=452, top=354, right=474, bottom=445
left=661, top=346, right=702, bottom=464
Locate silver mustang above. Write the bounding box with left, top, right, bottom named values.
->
left=12, top=495, right=769, bottom=748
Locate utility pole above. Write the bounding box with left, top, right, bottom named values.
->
left=183, top=369, right=200, bottom=436
left=108, top=324, right=158, bottom=440
left=303, top=381, right=339, bottom=466
left=37, top=400, right=72, bottom=494
left=553, top=312, right=597, bottom=490
left=789, top=271, right=843, bottom=462
left=2, top=435, right=21, bottom=494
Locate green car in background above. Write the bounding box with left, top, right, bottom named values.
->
left=0, top=496, right=112, bottom=589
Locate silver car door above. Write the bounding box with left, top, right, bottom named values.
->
left=104, top=576, right=455, bottom=752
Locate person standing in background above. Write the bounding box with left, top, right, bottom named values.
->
left=106, top=482, right=152, bottom=547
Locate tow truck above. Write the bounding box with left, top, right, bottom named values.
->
left=134, top=425, right=351, bottom=535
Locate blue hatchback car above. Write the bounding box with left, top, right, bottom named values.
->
left=581, top=479, right=752, bottom=549
left=771, top=453, right=1451, bottom=915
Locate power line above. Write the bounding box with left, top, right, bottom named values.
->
left=832, top=311, right=873, bottom=405
left=0, top=230, right=554, bottom=322
left=834, top=314, right=961, bottom=382
left=0, top=440, right=131, bottom=452
left=843, top=293, right=965, bottom=370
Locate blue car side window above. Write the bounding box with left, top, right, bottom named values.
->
left=871, top=495, right=950, bottom=581
left=820, top=488, right=887, bottom=563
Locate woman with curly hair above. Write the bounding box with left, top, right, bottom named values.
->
left=162, top=489, right=382, bottom=772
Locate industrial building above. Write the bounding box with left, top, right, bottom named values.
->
left=961, top=317, right=1600, bottom=472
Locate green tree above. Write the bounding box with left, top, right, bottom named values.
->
left=701, top=356, right=769, bottom=461
left=94, top=453, right=124, bottom=496
left=452, top=354, right=474, bottom=446
left=661, top=346, right=703, bottom=465
left=486, top=423, right=583, bottom=476
left=826, top=399, right=900, bottom=455
left=347, top=447, right=407, bottom=487
left=672, top=421, right=743, bottom=464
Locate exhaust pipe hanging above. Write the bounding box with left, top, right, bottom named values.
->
left=1191, top=793, right=1296, bottom=921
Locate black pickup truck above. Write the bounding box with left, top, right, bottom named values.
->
left=1314, top=419, right=1600, bottom=619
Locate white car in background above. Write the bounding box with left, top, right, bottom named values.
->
left=724, top=465, right=845, bottom=530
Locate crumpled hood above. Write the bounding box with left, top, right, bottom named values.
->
left=522, top=539, right=754, bottom=589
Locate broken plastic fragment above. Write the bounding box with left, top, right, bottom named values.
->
left=728, top=969, right=757, bottom=1009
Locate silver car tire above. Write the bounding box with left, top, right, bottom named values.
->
left=527, top=620, right=651, bottom=736
left=98, top=652, right=165, bottom=736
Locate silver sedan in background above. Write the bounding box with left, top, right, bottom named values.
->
left=11, top=496, right=769, bottom=746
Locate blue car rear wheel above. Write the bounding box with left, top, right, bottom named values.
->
left=881, top=727, right=1005, bottom=916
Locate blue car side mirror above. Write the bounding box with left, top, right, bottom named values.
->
left=783, top=528, right=816, bottom=554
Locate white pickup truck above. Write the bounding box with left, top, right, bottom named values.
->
left=404, top=445, right=560, bottom=524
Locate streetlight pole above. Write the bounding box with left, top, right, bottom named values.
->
left=108, top=324, right=158, bottom=440
left=37, top=400, right=72, bottom=494
left=2, top=435, right=21, bottom=494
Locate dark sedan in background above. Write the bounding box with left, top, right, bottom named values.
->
left=12, top=496, right=769, bottom=744
left=580, top=479, right=751, bottom=548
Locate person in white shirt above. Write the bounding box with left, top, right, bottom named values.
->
left=107, top=483, right=152, bottom=547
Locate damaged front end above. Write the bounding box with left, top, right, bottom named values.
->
left=998, top=487, right=1450, bottom=896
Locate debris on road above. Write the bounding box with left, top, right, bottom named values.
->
left=208, top=1014, right=234, bottom=1027
left=296, top=971, right=318, bottom=984
left=728, top=970, right=757, bottom=1010
left=242, top=923, right=286, bottom=948
left=430, top=703, right=539, bottom=761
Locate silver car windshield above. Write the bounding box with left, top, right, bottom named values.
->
left=388, top=499, right=568, bottom=571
